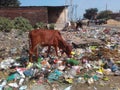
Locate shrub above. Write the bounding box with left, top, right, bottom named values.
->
left=13, top=17, right=33, bottom=32
left=49, top=23, right=55, bottom=30
left=34, top=22, right=46, bottom=29
left=0, top=17, right=14, bottom=32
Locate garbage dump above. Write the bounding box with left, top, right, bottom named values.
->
left=0, top=26, right=120, bottom=90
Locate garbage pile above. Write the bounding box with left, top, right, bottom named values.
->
left=0, top=26, right=120, bottom=90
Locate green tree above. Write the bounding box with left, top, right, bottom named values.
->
left=83, top=8, right=98, bottom=19
left=97, top=10, right=113, bottom=19
left=0, top=0, right=21, bottom=7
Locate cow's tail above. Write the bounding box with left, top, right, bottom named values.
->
left=28, top=31, right=32, bottom=54
left=29, top=31, right=31, bottom=49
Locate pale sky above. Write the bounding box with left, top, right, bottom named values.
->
left=20, top=0, right=120, bottom=19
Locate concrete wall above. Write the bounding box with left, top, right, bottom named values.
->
left=0, top=6, right=68, bottom=29
left=0, top=6, right=48, bottom=25
left=48, top=6, right=68, bottom=24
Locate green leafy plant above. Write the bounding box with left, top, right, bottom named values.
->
left=34, top=22, right=46, bottom=29
left=13, top=16, right=33, bottom=32
left=0, top=17, right=14, bottom=32
left=49, top=23, right=55, bottom=30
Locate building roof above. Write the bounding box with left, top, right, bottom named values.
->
left=0, top=5, right=69, bottom=9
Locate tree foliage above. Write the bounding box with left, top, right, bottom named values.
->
left=97, top=10, right=113, bottom=19
left=0, top=0, right=21, bottom=7
left=83, top=8, right=98, bottom=19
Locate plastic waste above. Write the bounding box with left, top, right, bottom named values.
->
left=58, top=65, right=65, bottom=71
left=26, top=62, right=33, bottom=69
left=4, top=86, right=13, bottom=90
left=96, top=67, right=104, bottom=75
left=1, top=80, right=7, bottom=86
left=37, top=57, right=43, bottom=62
left=41, top=60, right=51, bottom=69
left=0, top=57, right=15, bottom=69
left=66, top=58, right=79, bottom=66
left=77, top=77, right=86, bottom=83
left=84, top=74, right=91, bottom=80
left=0, top=86, right=3, bottom=90
left=88, top=78, right=94, bottom=85
left=34, top=62, right=42, bottom=69
left=23, top=69, right=34, bottom=77
left=7, top=72, right=21, bottom=81
left=16, top=67, right=26, bottom=78
left=65, top=78, right=73, bottom=84
left=111, top=64, right=118, bottom=72
left=92, top=75, right=99, bottom=81
left=48, top=69, right=62, bottom=82
left=19, top=78, right=24, bottom=86
left=114, top=70, right=120, bottom=76
left=64, top=86, right=72, bottom=90
left=0, top=80, right=7, bottom=90
left=102, top=76, right=109, bottom=81
left=19, top=85, right=27, bottom=90
left=8, top=82, right=19, bottom=88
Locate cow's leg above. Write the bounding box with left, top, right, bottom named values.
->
left=29, top=48, right=33, bottom=62
left=35, top=47, right=39, bottom=62
left=29, top=44, right=38, bottom=62
left=47, top=46, right=51, bottom=57
left=54, top=46, right=58, bottom=56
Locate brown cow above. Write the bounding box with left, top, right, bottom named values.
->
left=29, top=29, right=72, bottom=62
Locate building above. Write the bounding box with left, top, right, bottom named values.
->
left=0, top=6, right=68, bottom=30
left=109, top=13, right=120, bottom=21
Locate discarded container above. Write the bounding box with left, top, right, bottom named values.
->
left=66, top=58, right=79, bottom=66
left=37, top=57, right=43, bottom=62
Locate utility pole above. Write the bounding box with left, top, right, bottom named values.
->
left=64, top=0, right=69, bottom=23
left=70, top=0, right=73, bottom=21
left=74, top=4, right=78, bottom=21
left=106, top=3, right=107, bottom=11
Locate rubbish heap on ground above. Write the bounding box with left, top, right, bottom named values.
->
left=0, top=26, right=120, bottom=90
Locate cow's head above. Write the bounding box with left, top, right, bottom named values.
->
left=63, top=44, right=72, bottom=57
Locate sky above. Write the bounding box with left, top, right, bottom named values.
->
left=20, top=0, right=120, bottom=19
